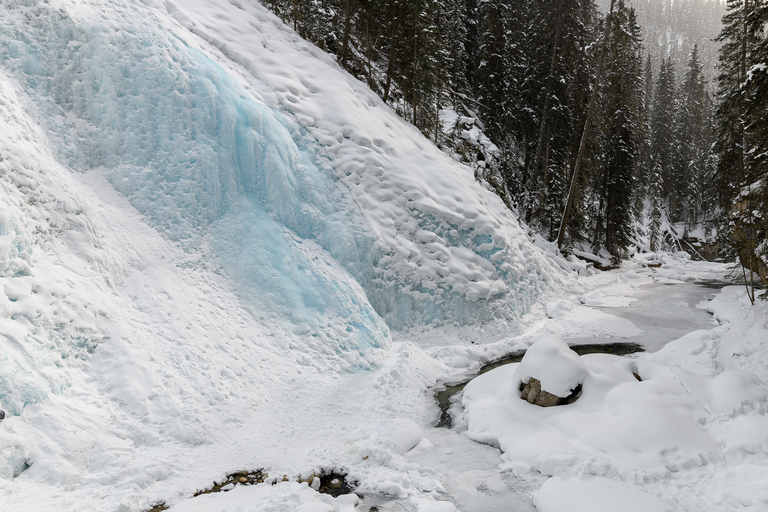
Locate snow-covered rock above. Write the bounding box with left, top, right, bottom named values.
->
left=464, top=352, right=768, bottom=478
left=515, top=335, right=587, bottom=399
left=378, top=418, right=423, bottom=455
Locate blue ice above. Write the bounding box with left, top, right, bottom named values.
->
left=0, top=7, right=388, bottom=359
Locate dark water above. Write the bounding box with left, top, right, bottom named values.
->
left=434, top=342, right=645, bottom=428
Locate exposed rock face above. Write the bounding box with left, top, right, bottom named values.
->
left=519, top=378, right=581, bottom=407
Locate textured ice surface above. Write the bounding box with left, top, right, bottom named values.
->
left=0, top=0, right=558, bottom=343
left=162, top=0, right=562, bottom=333
left=0, top=0, right=390, bottom=353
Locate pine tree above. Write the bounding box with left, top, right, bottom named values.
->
left=713, top=0, right=754, bottom=212
left=592, top=1, right=644, bottom=256
left=530, top=0, right=600, bottom=238
left=437, top=0, right=470, bottom=111
left=635, top=53, right=653, bottom=219
left=650, top=57, right=679, bottom=219
left=474, top=0, right=519, bottom=141
left=678, top=44, right=708, bottom=230
left=714, top=0, right=768, bottom=291
left=649, top=162, right=665, bottom=251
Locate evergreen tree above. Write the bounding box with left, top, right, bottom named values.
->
left=649, top=162, right=665, bottom=251
left=531, top=0, right=600, bottom=239
left=650, top=57, right=679, bottom=219
left=474, top=0, right=520, bottom=141
left=713, top=0, right=756, bottom=212
left=678, top=44, right=708, bottom=230
left=713, top=0, right=768, bottom=290
left=635, top=52, right=653, bottom=218
left=592, top=1, right=644, bottom=256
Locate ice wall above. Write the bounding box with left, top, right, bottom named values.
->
left=0, top=0, right=560, bottom=343
left=0, top=1, right=389, bottom=352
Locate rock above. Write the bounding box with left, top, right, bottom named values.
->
left=515, top=335, right=588, bottom=407
left=239, top=477, right=248, bottom=484
left=519, top=377, right=574, bottom=407
left=0, top=409, right=4, bottom=421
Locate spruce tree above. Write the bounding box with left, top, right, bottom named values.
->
left=649, top=162, right=665, bottom=251
left=714, top=0, right=768, bottom=289
left=650, top=57, right=679, bottom=220
left=593, top=1, right=644, bottom=256
left=679, top=44, right=708, bottom=230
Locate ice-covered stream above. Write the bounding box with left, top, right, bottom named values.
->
left=568, top=279, right=726, bottom=351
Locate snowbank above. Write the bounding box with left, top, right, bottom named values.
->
left=535, top=477, right=677, bottom=512
left=464, top=352, right=768, bottom=474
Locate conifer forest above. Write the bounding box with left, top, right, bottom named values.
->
left=263, top=0, right=767, bottom=289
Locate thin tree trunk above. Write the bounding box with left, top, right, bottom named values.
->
left=341, top=0, right=353, bottom=64
left=366, top=19, right=373, bottom=88
left=412, top=26, right=418, bottom=125
left=384, top=21, right=398, bottom=102
left=556, top=0, right=616, bottom=249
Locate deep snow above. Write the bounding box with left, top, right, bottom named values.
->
left=1, top=1, right=768, bottom=511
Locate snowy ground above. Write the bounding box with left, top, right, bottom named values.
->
left=1, top=0, right=768, bottom=511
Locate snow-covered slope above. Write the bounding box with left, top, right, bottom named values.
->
left=0, top=0, right=564, bottom=509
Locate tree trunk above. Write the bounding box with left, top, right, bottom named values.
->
left=384, top=21, right=398, bottom=102
left=341, top=0, right=353, bottom=65
left=412, top=25, right=418, bottom=125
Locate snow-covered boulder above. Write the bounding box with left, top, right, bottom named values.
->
left=515, top=335, right=587, bottom=406
left=378, top=418, right=423, bottom=455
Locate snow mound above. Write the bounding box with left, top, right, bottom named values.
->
left=378, top=418, right=424, bottom=455
left=514, top=335, right=587, bottom=397
left=535, top=477, right=676, bottom=512
left=463, top=354, right=768, bottom=477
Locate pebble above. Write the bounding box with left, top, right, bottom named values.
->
left=0, top=410, right=4, bottom=421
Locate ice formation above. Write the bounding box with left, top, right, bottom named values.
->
left=0, top=0, right=560, bottom=348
